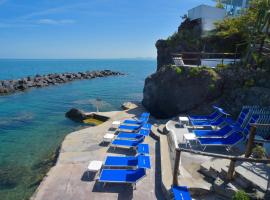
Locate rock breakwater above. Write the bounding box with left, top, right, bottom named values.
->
left=0, top=70, right=124, bottom=95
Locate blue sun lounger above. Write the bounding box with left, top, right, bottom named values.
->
left=104, top=155, right=151, bottom=169
left=137, top=143, right=150, bottom=155
left=172, top=186, right=192, bottom=200
left=190, top=116, right=227, bottom=127
left=98, top=168, right=146, bottom=189
left=141, top=112, right=150, bottom=118
left=198, top=115, right=259, bottom=151
left=117, top=129, right=150, bottom=139
left=111, top=137, right=145, bottom=148
left=189, top=106, right=224, bottom=121
left=194, top=124, right=235, bottom=138
left=116, top=133, right=145, bottom=140
left=118, top=124, right=142, bottom=132
left=118, top=123, right=152, bottom=132
left=123, top=117, right=148, bottom=125
left=194, top=108, right=252, bottom=138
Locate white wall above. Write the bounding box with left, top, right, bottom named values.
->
left=188, top=5, right=226, bottom=31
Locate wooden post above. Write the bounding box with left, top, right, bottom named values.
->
left=173, top=148, right=181, bottom=186
left=227, top=159, right=236, bottom=181
left=245, top=126, right=257, bottom=158
left=221, top=53, right=224, bottom=66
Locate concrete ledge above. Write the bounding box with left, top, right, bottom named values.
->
left=160, top=134, right=173, bottom=199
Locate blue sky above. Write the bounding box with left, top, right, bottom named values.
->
left=0, top=0, right=215, bottom=59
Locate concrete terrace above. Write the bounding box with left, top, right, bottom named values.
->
left=31, top=105, right=163, bottom=200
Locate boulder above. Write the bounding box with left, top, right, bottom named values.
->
left=65, top=108, right=86, bottom=122
left=121, top=102, right=137, bottom=110
left=142, top=66, right=222, bottom=118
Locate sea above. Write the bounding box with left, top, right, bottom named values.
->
left=0, top=59, right=156, bottom=200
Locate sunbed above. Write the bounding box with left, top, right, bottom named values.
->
left=189, top=106, right=225, bottom=121
left=137, top=143, right=150, bottom=155
left=98, top=168, right=146, bottom=189
left=197, top=115, right=259, bottom=151
left=118, top=124, right=142, bottom=132
left=123, top=117, right=148, bottom=125
left=141, top=112, right=150, bottom=118
left=172, top=186, right=192, bottom=200
left=116, top=133, right=145, bottom=140
left=111, top=137, right=145, bottom=148
left=190, top=116, right=227, bottom=127
left=118, top=123, right=152, bottom=132
left=193, top=108, right=250, bottom=138
left=194, top=124, right=234, bottom=138
left=104, top=155, right=151, bottom=169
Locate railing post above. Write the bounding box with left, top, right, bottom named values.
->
left=227, top=159, right=236, bottom=181
left=245, top=126, right=257, bottom=158
left=173, top=148, right=181, bottom=186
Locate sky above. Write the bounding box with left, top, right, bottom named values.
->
left=0, top=0, right=215, bottom=59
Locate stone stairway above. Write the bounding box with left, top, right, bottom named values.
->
left=199, top=158, right=270, bottom=198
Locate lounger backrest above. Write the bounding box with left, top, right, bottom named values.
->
left=130, top=168, right=146, bottom=183
left=243, top=115, right=259, bottom=137
left=135, top=136, right=145, bottom=145
left=209, top=110, right=220, bottom=119
left=219, top=125, right=233, bottom=133
left=237, top=108, right=249, bottom=127
left=141, top=112, right=150, bottom=118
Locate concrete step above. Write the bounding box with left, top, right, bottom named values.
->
left=234, top=162, right=269, bottom=192
left=220, top=162, right=270, bottom=193
left=178, top=165, right=213, bottom=197
left=200, top=159, right=229, bottom=180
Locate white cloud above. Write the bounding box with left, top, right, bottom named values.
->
left=36, top=19, right=76, bottom=25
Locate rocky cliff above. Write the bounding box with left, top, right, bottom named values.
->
left=143, top=63, right=270, bottom=118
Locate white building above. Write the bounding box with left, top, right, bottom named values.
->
left=188, top=4, right=226, bottom=32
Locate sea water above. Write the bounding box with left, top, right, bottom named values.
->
left=0, top=59, right=156, bottom=200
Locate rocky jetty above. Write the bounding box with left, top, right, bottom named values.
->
left=0, top=70, right=124, bottom=95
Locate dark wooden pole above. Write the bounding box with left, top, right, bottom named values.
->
left=173, top=148, right=181, bottom=186
left=245, top=126, right=257, bottom=158
left=227, top=159, right=236, bottom=181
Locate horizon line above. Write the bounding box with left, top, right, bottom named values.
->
left=0, top=57, right=156, bottom=60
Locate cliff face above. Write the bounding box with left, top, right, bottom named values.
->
left=143, top=64, right=270, bottom=118
left=143, top=66, right=222, bottom=118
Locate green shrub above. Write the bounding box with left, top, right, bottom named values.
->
left=233, top=190, right=250, bottom=200
left=244, top=79, right=255, bottom=87
left=252, top=145, right=266, bottom=159
left=189, top=67, right=201, bottom=77
left=175, top=67, right=182, bottom=74
left=216, top=63, right=228, bottom=69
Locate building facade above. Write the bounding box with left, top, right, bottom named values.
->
left=188, top=5, right=226, bottom=32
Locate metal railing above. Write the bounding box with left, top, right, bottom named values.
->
left=172, top=52, right=241, bottom=66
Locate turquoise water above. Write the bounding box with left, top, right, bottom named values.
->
left=0, top=59, right=156, bottom=200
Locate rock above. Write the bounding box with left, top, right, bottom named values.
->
left=0, top=70, right=123, bottom=95
left=121, top=102, right=137, bottom=110
left=142, top=66, right=222, bottom=118
left=65, top=108, right=86, bottom=122
left=213, top=177, right=238, bottom=199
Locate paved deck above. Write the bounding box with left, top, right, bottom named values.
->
left=31, top=107, right=163, bottom=200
